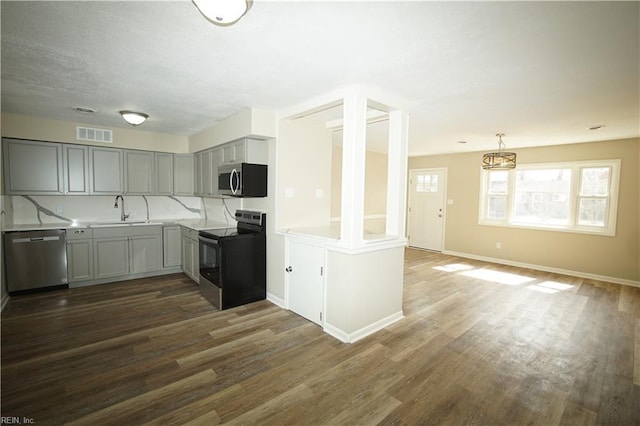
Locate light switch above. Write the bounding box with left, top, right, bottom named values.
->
left=285, top=187, right=295, bottom=198
left=447, top=199, right=454, bottom=205
left=315, top=189, right=324, bottom=199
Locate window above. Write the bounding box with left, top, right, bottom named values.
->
left=416, top=173, right=439, bottom=193
left=479, top=160, right=620, bottom=236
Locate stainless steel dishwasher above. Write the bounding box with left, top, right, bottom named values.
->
left=3, top=229, right=69, bottom=294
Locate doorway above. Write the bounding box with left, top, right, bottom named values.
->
left=408, top=168, right=447, bottom=251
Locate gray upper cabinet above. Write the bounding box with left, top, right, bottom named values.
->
left=155, top=152, right=174, bottom=195
left=174, top=154, right=194, bottom=196
left=195, top=150, right=213, bottom=196
left=63, top=144, right=89, bottom=194
left=90, top=147, right=124, bottom=194
left=220, top=138, right=267, bottom=165
left=2, top=138, right=64, bottom=195
left=125, top=150, right=154, bottom=195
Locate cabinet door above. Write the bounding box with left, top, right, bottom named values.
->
left=163, top=226, right=181, bottom=268
left=125, top=150, right=154, bottom=194
left=287, top=239, right=324, bottom=325
left=209, top=148, right=221, bottom=195
left=245, top=138, right=268, bottom=164
left=94, top=237, right=129, bottom=278
left=63, top=144, right=89, bottom=194
left=130, top=235, right=161, bottom=274
left=174, top=154, right=194, bottom=196
left=221, top=143, right=236, bottom=165
left=181, top=235, right=193, bottom=277
left=190, top=237, right=200, bottom=282
left=90, top=147, right=124, bottom=194
left=155, top=152, right=174, bottom=195
left=3, top=138, right=64, bottom=194
left=67, top=239, right=93, bottom=282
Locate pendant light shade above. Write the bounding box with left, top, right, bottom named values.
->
left=120, top=111, right=149, bottom=127
left=192, top=0, right=253, bottom=26
left=482, top=133, right=516, bottom=170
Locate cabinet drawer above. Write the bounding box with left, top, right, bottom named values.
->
left=66, top=228, right=93, bottom=240
left=93, top=225, right=162, bottom=239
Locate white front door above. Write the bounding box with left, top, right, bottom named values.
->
left=408, top=168, right=447, bottom=251
left=286, top=239, right=324, bottom=326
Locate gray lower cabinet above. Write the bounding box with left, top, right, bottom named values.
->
left=181, top=226, right=199, bottom=283
left=2, top=138, right=64, bottom=194
left=163, top=226, right=181, bottom=268
left=130, top=234, right=161, bottom=273
left=94, top=237, right=130, bottom=279
left=93, top=226, right=162, bottom=280
left=90, top=147, right=124, bottom=194
left=66, top=228, right=94, bottom=282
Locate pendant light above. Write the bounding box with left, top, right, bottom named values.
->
left=482, top=133, right=516, bottom=170
left=192, top=0, right=253, bottom=26
left=119, top=111, right=149, bottom=127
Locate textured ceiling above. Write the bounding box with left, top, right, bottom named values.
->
left=1, top=1, right=638, bottom=155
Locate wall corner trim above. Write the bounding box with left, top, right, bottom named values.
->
left=266, top=292, right=285, bottom=308
left=324, top=311, right=404, bottom=344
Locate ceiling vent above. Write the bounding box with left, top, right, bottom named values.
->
left=76, top=126, right=113, bottom=143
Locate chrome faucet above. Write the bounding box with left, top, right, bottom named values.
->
left=114, top=195, right=130, bottom=222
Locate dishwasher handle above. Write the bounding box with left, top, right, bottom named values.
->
left=12, top=236, right=62, bottom=244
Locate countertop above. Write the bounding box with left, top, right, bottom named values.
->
left=2, top=218, right=232, bottom=232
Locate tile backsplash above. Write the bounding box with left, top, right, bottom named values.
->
left=5, top=195, right=242, bottom=226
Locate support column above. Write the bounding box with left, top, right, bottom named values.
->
left=339, top=92, right=368, bottom=247
left=386, top=109, right=409, bottom=237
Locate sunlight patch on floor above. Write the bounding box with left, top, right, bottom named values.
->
left=527, top=281, right=574, bottom=294
left=458, top=269, right=537, bottom=286
left=433, top=263, right=475, bottom=273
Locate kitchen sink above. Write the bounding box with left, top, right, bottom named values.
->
left=89, top=221, right=161, bottom=228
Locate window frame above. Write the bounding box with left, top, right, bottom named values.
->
left=478, top=159, right=621, bottom=236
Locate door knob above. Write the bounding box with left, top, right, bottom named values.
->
left=285, top=266, right=293, bottom=273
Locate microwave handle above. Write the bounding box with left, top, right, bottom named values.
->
left=231, top=169, right=239, bottom=195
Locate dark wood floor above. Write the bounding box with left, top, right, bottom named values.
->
left=2, top=249, right=639, bottom=425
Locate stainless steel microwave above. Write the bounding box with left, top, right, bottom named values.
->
left=218, top=163, right=267, bottom=197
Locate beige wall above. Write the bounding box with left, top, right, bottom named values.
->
left=331, top=146, right=388, bottom=219
left=277, top=118, right=332, bottom=230
left=188, top=108, right=276, bottom=153
left=1, top=113, right=189, bottom=153
left=409, top=138, right=640, bottom=283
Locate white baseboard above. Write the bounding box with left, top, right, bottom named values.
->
left=324, top=311, right=404, bottom=344
left=442, top=250, right=640, bottom=288
left=266, top=292, right=285, bottom=308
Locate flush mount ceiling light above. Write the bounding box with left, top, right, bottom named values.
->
left=119, top=110, right=149, bottom=127
left=482, top=133, right=517, bottom=170
left=192, top=0, right=253, bottom=26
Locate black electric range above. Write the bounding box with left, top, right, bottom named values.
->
left=198, top=210, right=266, bottom=310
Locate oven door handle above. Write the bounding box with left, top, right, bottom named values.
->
left=198, top=235, right=219, bottom=245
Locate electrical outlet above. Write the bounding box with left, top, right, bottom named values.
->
left=56, top=205, right=63, bottom=214
left=496, top=242, right=502, bottom=249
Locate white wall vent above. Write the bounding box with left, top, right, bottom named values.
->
left=76, top=126, right=113, bottom=143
